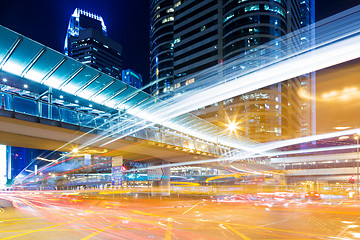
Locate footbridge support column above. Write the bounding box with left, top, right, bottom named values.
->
left=148, top=162, right=170, bottom=197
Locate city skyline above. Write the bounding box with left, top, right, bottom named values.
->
left=0, top=0, right=359, bottom=87
left=0, top=3, right=359, bottom=239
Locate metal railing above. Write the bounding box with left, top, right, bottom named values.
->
left=0, top=90, right=233, bottom=156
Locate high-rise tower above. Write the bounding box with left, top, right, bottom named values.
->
left=149, top=0, right=315, bottom=142
left=65, top=8, right=123, bottom=80
left=149, top=0, right=175, bottom=96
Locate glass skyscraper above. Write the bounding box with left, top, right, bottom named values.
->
left=65, top=8, right=123, bottom=80
left=149, top=0, right=175, bottom=96
left=122, top=69, right=143, bottom=89
left=149, top=0, right=315, bottom=142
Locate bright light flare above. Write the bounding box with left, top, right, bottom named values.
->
left=72, top=148, right=79, bottom=153
left=226, top=120, right=240, bottom=134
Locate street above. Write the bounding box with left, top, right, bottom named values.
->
left=1, top=192, right=360, bottom=239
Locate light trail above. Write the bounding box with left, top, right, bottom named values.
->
left=128, top=6, right=360, bottom=132
left=254, top=128, right=360, bottom=153
left=94, top=5, right=360, bottom=154
left=9, top=6, right=360, bottom=186
left=260, top=144, right=360, bottom=157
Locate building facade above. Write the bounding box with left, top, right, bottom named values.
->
left=122, top=69, right=143, bottom=89
left=149, top=0, right=315, bottom=142
left=150, top=0, right=175, bottom=96
left=298, top=0, right=316, bottom=137
left=173, top=0, right=222, bottom=79
left=65, top=8, right=123, bottom=80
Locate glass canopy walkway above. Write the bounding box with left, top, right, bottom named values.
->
left=0, top=86, right=234, bottom=157
left=0, top=25, right=256, bottom=157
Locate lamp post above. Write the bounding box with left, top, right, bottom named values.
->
left=355, top=134, right=359, bottom=199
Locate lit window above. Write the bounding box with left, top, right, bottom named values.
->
left=162, top=16, right=174, bottom=24
left=156, top=5, right=160, bottom=11
left=185, top=78, right=195, bottom=85
left=264, top=4, right=285, bottom=17
left=223, top=12, right=234, bottom=23
left=166, top=8, right=174, bottom=13
left=244, top=5, right=260, bottom=12
left=155, top=14, right=160, bottom=20
left=174, top=37, right=181, bottom=44
left=174, top=1, right=181, bottom=8
left=200, top=25, right=206, bottom=31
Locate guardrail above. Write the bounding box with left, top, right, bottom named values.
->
left=0, top=90, right=232, bottom=156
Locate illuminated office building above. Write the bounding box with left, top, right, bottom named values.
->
left=298, top=0, right=316, bottom=137
left=149, top=0, right=315, bottom=142
left=122, top=69, right=143, bottom=89
left=65, top=8, right=123, bottom=80
left=149, top=0, right=175, bottom=96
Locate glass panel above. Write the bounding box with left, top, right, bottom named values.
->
left=165, top=135, right=174, bottom=145
left=79, top=113, right=96, bottom=128
left=2, top=38, right=43, bottom=76
left=61, top=67, right=99, bottom=95
left=0, top=26, right=19, bottom=63
left=77, top=75, right=113, bottom=100
left=106, top=120, right=118, bottom=133
left=40, top=103, right=60, bottom=121
left=13, top=96, right=37, bottom=115
left=136, top=129, right=148, bottom=139
left=24, top=48, right=63, bottom=83
left=146, top=130, right=156, bottom=141
left=51, top=106, right=60, bottom=121
left=60, top=108, right=78, bottom=125
left=173, top=137, right=181, bottom=147
left=43, top=58, right=82, bottom=89
left=40, top=102, right=49, bottom=119
left=92, top=80, right=124, bottom=104
left=195, top=141, right=202, bottom=151
left=96, top=118, right=110, bottom=130
left=112, top=87, right=146, bottom=108
left=0, top=93, right=13, bottom=111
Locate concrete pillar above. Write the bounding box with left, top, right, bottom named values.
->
left=148, top=162, right=170, bottom=197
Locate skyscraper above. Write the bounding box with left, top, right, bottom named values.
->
left=65, top=8, right=123, bottom=80
left=149, top=0, right=315, bottom=142
left=298, top=0, right=316, bottom=137
left=149, top=0, right=175, bottom=96
left=173, top=0, right=222, bottom=79
left=122, top=69, right=143, bottom=89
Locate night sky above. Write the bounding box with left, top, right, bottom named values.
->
left=0, top=0, right=358, bottom=85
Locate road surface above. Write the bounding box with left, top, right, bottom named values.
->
left=0, top=192, right=359, bottom=239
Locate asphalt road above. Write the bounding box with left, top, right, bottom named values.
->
left=0, top=192, right=360, bottom=239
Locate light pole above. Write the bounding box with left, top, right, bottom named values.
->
left=355, top=134, right=359, bottom=199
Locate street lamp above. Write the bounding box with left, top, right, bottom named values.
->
left=355, top=134, right=359, bottom=199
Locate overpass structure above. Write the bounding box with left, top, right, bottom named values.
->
left=0, top=6, right=360, bottom=187
left=0, top=25, right=256, bottom=162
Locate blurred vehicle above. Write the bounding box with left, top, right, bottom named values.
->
left=279, top=191, right=301, bottom=199
left=210, top=195, right=250, bottom=203
left=257, top=192, right=300, bottom=200
left=305, top=191, right=321, bottom=200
